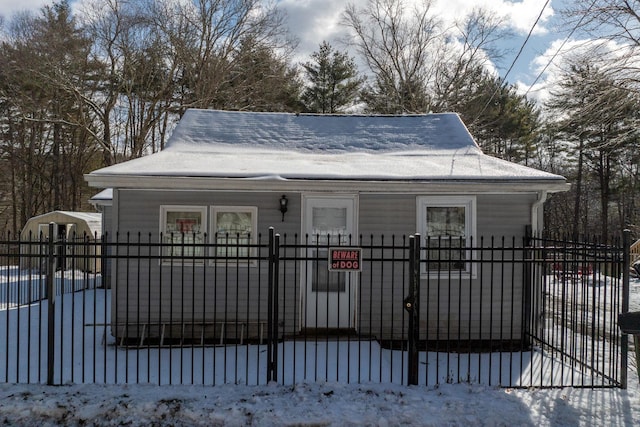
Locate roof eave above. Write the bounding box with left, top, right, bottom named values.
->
left=85, top=174, right=570, bottom=194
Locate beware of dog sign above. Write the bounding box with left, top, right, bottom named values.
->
left=328, top=247, right=362, bottom=272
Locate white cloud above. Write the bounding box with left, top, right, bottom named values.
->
left=0, top=0, right=49, bottom=20
left=500, top=0, right=554, bottom=35
left=429, top=0, right=553, bottom=35
left=278, top=0, right=357, bottom=63
left=522, top=37, right=638, bottom=105
left=278, top=0, right=556, bottom=78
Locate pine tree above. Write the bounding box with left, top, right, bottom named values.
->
left=301, top=41, right=363, bottom=113
left=545, top=61, right=640, bottom=240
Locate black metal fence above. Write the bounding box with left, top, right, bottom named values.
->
left=0, top=227, right=630, bottom=388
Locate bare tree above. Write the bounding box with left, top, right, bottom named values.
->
left=563, top=0, right=640, bottom=46
left=342, top=0, right=442, bottom=113
left=78, top=0, right=295, bottom=161
left=149, top=0, right=293, bottom=112
left=553, top=2, right=640, bottom=238
left=545, top=58, right=640, bottom=240
left=561, top=0, right=640, bottom=91
left=221, top=36, right=303, bottom=112
left=342, top=0, right=512, bottom=121
left=79, top=0, right=179, bottom=163
left=432, top=7, right=509, bottom=113
left=0, top=1, right=100, bottom=232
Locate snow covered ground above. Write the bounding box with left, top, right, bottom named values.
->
left=0, top=371, right=638, bottom=426
left=0, top=274, right=638, bottom=425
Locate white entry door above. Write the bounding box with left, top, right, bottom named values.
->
left=302, top=195, right=357, bottom=329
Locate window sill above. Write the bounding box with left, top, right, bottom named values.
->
left=421, top=271, right=476, bottom=280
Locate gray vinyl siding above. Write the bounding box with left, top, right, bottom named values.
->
left=111, top=189, right=302, bottom=340
left=359, top=194, right=416, bottom=236
left=101, top=205, right=114, bottom=288
left=358, top=193, right=536, bottom=238
left=115, top=189, right=300, bottom=236
left=102, top=205, right=113, bottom=237
left=477, top=194, right=536, bottom=239
left=111, top=189, right=536, bottom=342
left=357, top=193, right=534, bottom=341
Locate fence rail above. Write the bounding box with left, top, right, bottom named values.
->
left=0, top=227, right=629, bottom=388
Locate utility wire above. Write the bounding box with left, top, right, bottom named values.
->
left=524, top=0, right=598, bottom=98
left=470, top=0, right=550, bottom=125
left=501, top=0, right=551, bottom=85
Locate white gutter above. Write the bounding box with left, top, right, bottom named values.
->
left=85, top=174, right=571, bottom=194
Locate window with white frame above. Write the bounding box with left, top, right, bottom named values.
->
left=417, top=196, right=476, bottom=276
left=211, top=206, right=257, bottom=260
left=160, top=206, right=207, bottom=262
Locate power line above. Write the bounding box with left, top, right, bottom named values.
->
left=502, top=0, right=551, bottom=84
left=524, top=0, right=598, bottom=98
left=470, top=0, right=551, bottom=125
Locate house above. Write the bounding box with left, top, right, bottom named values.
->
left=20, top=210, right=102, bottom=272
left=85, top=109, right=569, bottom=344
left=89, top=188, right=113, bottom=288
left=89, top=188, right=113, bottom=237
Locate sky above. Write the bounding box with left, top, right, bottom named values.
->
left=0, top=0, right=583, bottom=104
left=279, top=0, right=558, bottom=81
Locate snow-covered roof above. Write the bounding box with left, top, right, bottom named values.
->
left=89, top=188, right=113, bottom=207
left=90, top=188, right=113, bottom=201
left=86, top=109, right=568, bottom=191
left=21, top=211, right=102, bottom=238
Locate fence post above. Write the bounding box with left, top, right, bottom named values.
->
left=621, top=230, right=631, bottom=389
left=272, top=233, right=280, bottom=383
left=405, top=234, right=420, bottom=385
left=47, top=222, right=56, bottom=385
left=267, top=228, right=277, bottom=383
left=523, top=226, right=533, bottom=348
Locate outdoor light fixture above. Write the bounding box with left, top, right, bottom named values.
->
left=279, top=195, right=288, bottom=221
